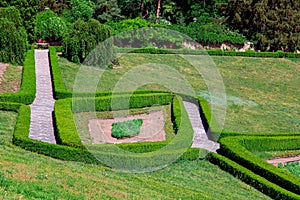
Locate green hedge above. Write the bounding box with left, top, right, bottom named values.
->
left=112, top=119, right=143, bottom=139
left=219, top=136, right=300, bottom=195
left=116, top=47, right=300, bottom=58
left=55, top=93, right=174, bottom=147
left=207, top=152, right=300, bottom=200
left=0, top=50, right=36, bottom=104
left=49, top=46, right=171, bottom=99
left=10, top=95, right=199, bottom=169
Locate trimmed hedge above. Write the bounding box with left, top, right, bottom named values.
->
left=207, top=152, right=300, bottom=200
left=49, top=46, right=172, bottom=99
left=116, top=47, right=300, bottom=58
left=219, top=136, right=300, bottom=196
left=55, top=93, right=174, bottom=147
left=112, top=119, right=143, bottom=139
left=0, top=50, right=36, bottom=104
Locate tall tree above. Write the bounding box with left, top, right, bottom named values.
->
left=92, top=0, right=122, bottom=23
left=221, top=0, right=300, bottom=51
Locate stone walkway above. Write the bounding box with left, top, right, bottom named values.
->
left=183, top=101, right=220, bottom=152
left=29, top=50, right=56, bottom=144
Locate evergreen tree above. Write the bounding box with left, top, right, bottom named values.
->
left=92, top=0, right=122, bottom=23
left=222, top=0, right=300, bottom=51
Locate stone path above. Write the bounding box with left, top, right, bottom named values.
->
left=29, top=50, right=56, bottom=144
left=183, top=101, right=219, bottom=152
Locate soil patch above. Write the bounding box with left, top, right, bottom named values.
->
left=89, top=110, right=166, bottom=144
left=267, top=155, right=300, bottom=167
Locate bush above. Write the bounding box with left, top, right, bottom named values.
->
left=112, top=119, right=143, bottom=139
left=219, top=136, right=300, bottom=195
left=0, top=50, right=36, bottom=104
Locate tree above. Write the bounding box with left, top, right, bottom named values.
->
left=38, top=0, right=70, bottom=15
left=63, top=0, right=95, bottom=23
left=62, top=19, right=114, bottom=67
left=35, top=9, right=67, bottom=42
left=222, top=0, right=300, bottom=51
left=92, top=0, right=122, bottom=23
left=0, top=7, right=28, bottom=65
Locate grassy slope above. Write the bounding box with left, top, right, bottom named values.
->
left=58, top=54, right=300, bottom=134
left=0, top=112, right=270, bottom=199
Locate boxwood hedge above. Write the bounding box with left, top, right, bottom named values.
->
left=218, top=136, right=300, bottom=196
left=207, top=152, right=300, bottom=200
left=116, top=47, right=300, bottom=58
left=0, top=50, right=36, bottom=104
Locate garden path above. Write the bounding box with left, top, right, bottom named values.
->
left=183, top=101, right=219, bottom=152
left=29, top=49, right=56, bottom=144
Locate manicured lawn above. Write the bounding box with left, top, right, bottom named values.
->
left=0, top=111, right=17, bottom=144
left=58, top=54, right=300, bottom=134
left=0, top=65, right=22, bottom=94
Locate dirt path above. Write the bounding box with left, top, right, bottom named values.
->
left=89, top=110, right=166, bottom=144
left=267, top=155, right=300, bottom=166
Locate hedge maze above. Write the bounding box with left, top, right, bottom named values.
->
left=2, top=46, right=299, bottom=198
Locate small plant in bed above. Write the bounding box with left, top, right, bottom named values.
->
left=112, top=119, right=143, bottom=139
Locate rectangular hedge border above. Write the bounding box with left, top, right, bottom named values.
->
left=49, top=46, right=171, bottom=99
left=207, top=152, right=300, bottom=200
left=219, top=136, right=300, bottom=196
left=54, top=93, right=174, bottom=147
left=116, top=47, right=300, bottom=58
left=0, top=50, right=36, bottom=104
left=8, top=99, right=199, bottom=167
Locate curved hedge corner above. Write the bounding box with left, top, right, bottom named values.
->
left=218, top=136, right=300, bottom=196
left=0, top=50, right=36, bottom=104
left=207, top=152, right=300, bottom=200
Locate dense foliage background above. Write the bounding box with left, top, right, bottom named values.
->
left=0, top=0, right=299, bottom=64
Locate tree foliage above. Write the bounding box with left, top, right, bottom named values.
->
left=92, top=0, right=122, bottom=23
left=222, top=0, right=300, bottom=51
left=63, top=0, right=95, bottom=23
left=35, top=10, right=67, bottom=42
left=0, top=7, right=28, bottom=65
left=38, top=0, right=70, bottom=15
left=62, top=19, right=114, bottom=67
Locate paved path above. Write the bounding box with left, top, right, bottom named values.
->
left=183, top=101, right=219, bottom=152
left=29, top=50, right=56, bottom=144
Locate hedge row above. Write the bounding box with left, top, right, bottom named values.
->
left=207, top=152, right=300, bottom=200
left=116, top=47, right=300, bottom=58
left=9, top=96, right=199, bottom=170
left=219, top=136, right=300, bottom=195
left=49, top=46, right=171, bottom=99
left=55, top=93, right=174, bottom=147
left=0, top=50, right=36, bottom=104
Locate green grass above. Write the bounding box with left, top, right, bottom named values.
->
left=0, top=110, right=271, bottom=199
left=58, top=54, right=300, bottom=134
left=279, top=162, right=300, bottom=178
left=112, top=119, right=143, bottom=139
left=0, top=65, right=22, bottom=94
left=0, top=111, right=17, bottom=144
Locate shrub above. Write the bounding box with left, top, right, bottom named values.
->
left=112, top=119, right=143, bottom=139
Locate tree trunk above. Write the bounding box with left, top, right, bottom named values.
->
left=156, top=0, right=161, bottom=24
